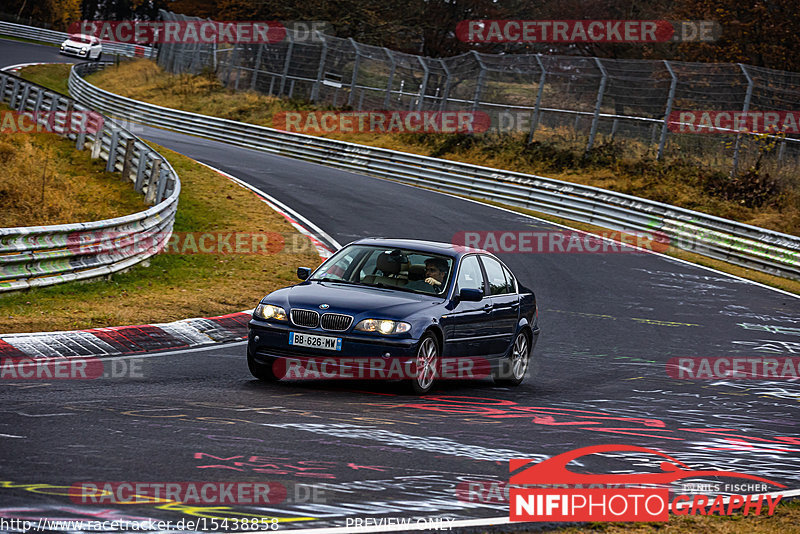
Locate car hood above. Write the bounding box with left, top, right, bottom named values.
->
left=264, top=281, right=442, bottom=318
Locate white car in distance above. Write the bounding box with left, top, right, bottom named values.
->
left=60, top=34, right=103, bottom=61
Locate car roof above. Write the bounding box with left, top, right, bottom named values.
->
left=350, top=238, right=488, bottom=258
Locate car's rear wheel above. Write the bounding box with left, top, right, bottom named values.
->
left=494, top=330, right=530, bottom=387
left=247, top=349, right=278, bottom=382
left=408, top=333, right=438, bottom=395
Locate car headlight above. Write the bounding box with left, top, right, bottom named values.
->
left=354, top=319, right=411, bottom=335
left=254, top=304, right=287, bottom=321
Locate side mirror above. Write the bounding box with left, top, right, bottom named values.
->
left=459, top=288, right=483, bottom=302
left=297, top=267, right=311, bottom=280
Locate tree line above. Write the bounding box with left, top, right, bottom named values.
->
left=7, top=0, right=800, bottom=72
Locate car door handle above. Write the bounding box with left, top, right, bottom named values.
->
left=483, top=303, right=493, bottom=312
left=511, top=302, right=520, bottom=310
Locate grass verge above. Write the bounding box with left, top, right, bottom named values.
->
left=16, top=62, right=71, bottom=94
left=0, top=104, right=147, bottom=227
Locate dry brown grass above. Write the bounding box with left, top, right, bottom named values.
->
left=0, top=112, right=147, bottom=227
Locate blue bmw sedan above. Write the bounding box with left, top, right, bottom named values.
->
left=247, top=238, right=539, bottom=394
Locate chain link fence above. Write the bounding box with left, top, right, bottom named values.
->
left=156, top=10, right=800, bottom=178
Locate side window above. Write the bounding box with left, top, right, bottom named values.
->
left=481, top=256, right=511, bottom=295
left=457, top=256, right=484, bottom=293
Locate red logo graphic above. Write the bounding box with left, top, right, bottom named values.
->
left=509, top=444, right=785, bottom=522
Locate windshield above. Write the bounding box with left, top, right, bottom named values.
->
left=69, top=35, right=93, bottom=44
left=311, top=245, right=454, bottom=296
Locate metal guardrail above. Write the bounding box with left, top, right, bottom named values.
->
left=0, top=68, right=180, bottom=292
left=0, top=20, right=156, bottom=59
left=68, top=64, right=800, bottom=281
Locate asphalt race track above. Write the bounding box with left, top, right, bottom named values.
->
left=1, top=39, right=799, bottom=533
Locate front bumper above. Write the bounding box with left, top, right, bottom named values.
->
left=248, top=318, right=419, bottom=366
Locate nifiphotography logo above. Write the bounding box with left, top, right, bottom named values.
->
left=508, top=444, right=786, bottom=522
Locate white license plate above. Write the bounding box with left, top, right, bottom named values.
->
left=289, top=332, right=342, bottom=351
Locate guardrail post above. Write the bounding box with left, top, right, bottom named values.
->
left=279, top=31, right=294, bottom=97
left=528, top=55, right=547, bottom=143
left=311, top=32, right=328, bottom=102
left=17, top=85, right=30, bottom=112
left=32, top=89, right=43, bottom=116
left=347, top=38, right=362, bottom=108
left=250, top=43, right=264, bottom=91
left=156, top=166, right=169, bottom=203
left=731, top=63, right=754, bottom=176
left=75, top=113, right=87, bottom=150
left=106, top=129, right=120, bottom=172
left=60, top=100, right=73, bottom=137
left=470, top=51, right=486, bottom=112
left=383, top=47, right=396, bottom=109
left=658, top=60, right=677, bottom=160
left=145, top=159, right=162, bottom=204
left=586, top=57, right=608, bottom=154
left=135, top=150, right=148, bottom=192
left=417, top=57, right=429, bottom=111
left=10, top=78, right=19, bottom=109
left=91, top=126, right=105, bottom=159
left=121, top=137, right=136, bottom=182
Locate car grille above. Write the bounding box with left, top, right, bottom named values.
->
left=321, top=313, right=353, bottom=331
left=290, top=309, right=319, bottom=328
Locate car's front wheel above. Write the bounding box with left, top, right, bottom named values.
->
left=408, top=333, right=438, bottom=395
left=494, top=330, right=530, bottom=386
left=247, top=348, right=278, bottom=382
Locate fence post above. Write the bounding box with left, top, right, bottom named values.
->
left=586, top=57, right=608, bottom=154
left=347, top=38, right=362, bottom=108
left=471, top=51, right=486, bottom=112
left=439, top=59, right=452, bottom=111
left=250, top=43, right=264, bottom=91
left=311, top=32, right=328, bottom=103
left=383, top=47, right=396, bottom=109
left=528, top=54, right=547, bottom=143
left=279, top=31, right=294, bottom=97
left=657, top=60, right=678, bottom=160
left=731, top=63, right=754, bottom=176
left=417, top=57, right=429, bottom=111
